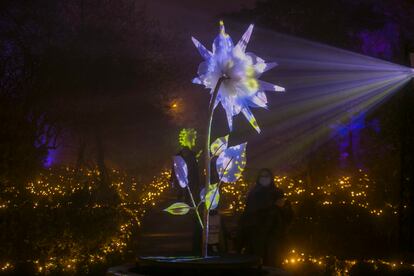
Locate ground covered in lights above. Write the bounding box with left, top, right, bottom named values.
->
left=1, top=167, right=413, bottom=275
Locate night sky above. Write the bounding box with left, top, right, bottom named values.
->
left=51, top=0, right=413, bottom=179
left=52, top=0, right=257, bottom=175
left=2, top=1, right=414, bottom=273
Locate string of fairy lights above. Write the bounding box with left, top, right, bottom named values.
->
left=273, top=169, right=399, bottom=217
left=220, top=169, right=399, bottom=219
left=282, top=248, right=414, bottom=274
left=0, top=167, right=411, bottom=274
left=0, top=167, right=171, bottom=274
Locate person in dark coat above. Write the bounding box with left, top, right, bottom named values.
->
left=237, top=168, right=293, bottom=267
left=171, top=129, right=201, bottom=255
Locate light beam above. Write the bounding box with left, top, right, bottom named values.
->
left=223, top=22, right=414, bottom=169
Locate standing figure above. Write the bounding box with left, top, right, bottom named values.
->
left=238, top=168, right=293, bottom=267
left=171, top=129, right=202, bottom=255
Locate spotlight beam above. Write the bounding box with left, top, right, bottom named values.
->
left=222, top=22, right=414, bottom=169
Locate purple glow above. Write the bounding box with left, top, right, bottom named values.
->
left=356, top=22, right=400, bottom=60
left=34, top=122, right=57, bottom=168
left=333, top=112, right=381, bottom=169
left=335, top=114, right=365, bottom=168
left=43, top=149, right=57, bottom=168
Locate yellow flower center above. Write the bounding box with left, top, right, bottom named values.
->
left=245, top=78, right=258, bottom=92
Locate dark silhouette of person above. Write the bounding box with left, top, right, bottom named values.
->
left=237, top=168, right=293, bottom=267
left=171, top=146, right=202, bottom=255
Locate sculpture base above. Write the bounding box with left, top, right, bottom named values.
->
left=133, top=255, right=262, bottom=276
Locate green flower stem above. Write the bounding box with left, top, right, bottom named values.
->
left=202, top=76, right=226, bottom=257
left=197, top=156, right=233, bottom=210
left=186, top=185, right=204, bottom=229
left=207, top=157, right=233, bottom=213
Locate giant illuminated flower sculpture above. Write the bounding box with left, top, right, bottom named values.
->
left=164, top=21, right=285, bottom=258
left=192, top=21, right=285, bottom=133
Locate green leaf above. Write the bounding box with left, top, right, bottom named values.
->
left=163, top=202, right=191, bottom=215
left=200, top=184, right=220, bottom=210
left=210, top=135, right=229, bottom=157
left=173, top=156, right=188, bottom=188
left=216, top=142, right=247, bottom=183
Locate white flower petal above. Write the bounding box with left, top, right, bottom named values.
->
left=212, top=27, right=234, bottom=54
left=191, top=37, right=212, bottom=60
left=256, top=62, right=278, bottom=74
left=259, top=80, right=285, bottom=92
left=191, top=21, right=285, bottom=132
left=249, top=91, right=268, bottom=108
left=236, top=24, right=254, bottom=52
left=197, top=61, right=209, bottom=76
left=241, top=107, right=261, bottom=133
left=192, top=77, right=202, bottom=84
